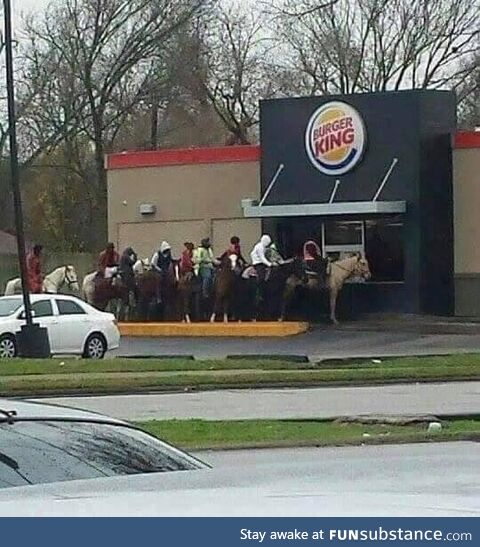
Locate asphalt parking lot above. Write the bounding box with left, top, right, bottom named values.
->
left=114, top=323, right=480, bottom=360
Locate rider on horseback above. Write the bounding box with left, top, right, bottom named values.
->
left=265, top=243, right=284, bottom=265
left=220, top=236, right=247, bottom=271
left=151, top=241, right=174, bottom=303
left=119, top=247, right=138, bottom=302
left=193, top=238, right=216, bottom=300
left=251, top=234, right=276, bottom=302
left=97, top=243, right=119, bottom=284
left=26, top=244, right=43, bottom=294
left=180, top=242, right=195, bottom=277
left=303, top=240, right=328, bottom=284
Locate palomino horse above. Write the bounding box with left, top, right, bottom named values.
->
left=282, top=254, right=372, bottom=324
left=210, top=254, right=239, bottom=323
left=5, top=265, right=80, bottom=295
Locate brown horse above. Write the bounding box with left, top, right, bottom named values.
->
left=91, top=275, right=129, bottom=317
left=177, top=271, right=202, bottom=323
left=281, top=253, right=372, bottom=324
left=161, top=261, right=181, bottom=321
left=135, top=269, right=162, bottom=321
left=210, top=254, right=239, bottom=323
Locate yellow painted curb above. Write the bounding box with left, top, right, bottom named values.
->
left=118, top=321, right=309, bottom=337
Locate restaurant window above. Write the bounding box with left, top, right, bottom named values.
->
left=319, top=217, right=404, bottom=283
left=322, top=220, right=364, bottom=262
left=365, top=217, right=404, bottom=282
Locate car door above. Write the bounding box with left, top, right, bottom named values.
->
left=29, top=299, right=61, bottom=352
left=53, top=298, right=91, bottom=353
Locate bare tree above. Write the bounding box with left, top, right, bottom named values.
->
left=195, top=4, right=276, bottom=144
left=23, top=0, right=212, bottom=213
left=274, top=0, right=480, bottom=96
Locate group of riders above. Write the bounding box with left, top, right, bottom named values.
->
left=93, top=235, right=330, bottom=305
left=22, top=235, right=369, bottom=323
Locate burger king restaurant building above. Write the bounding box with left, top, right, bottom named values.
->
left=107, top=90, right=480, bottom=318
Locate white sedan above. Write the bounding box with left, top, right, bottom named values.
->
left=0, top=294, right=120, bottom=359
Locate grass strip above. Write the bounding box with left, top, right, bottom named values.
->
left=137, top=418, right=480, bottom=450
left=0, top=358, right=318, bottom=375
left=0, top=364, right=478, bottom=395
left=0, top=353, right=479, bottom=376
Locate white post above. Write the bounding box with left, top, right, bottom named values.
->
left=373, top=158, right=399, bottom=202
left=259, top=163, right=285, bottom=207
left=329, top=179, right=341, bottom=204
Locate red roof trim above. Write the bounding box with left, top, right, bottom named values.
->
left=106, top=145, right=261, bottom=170
left=453, top=131, right=480, bottom=149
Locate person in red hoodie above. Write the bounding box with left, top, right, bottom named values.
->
left=179, top=242, right=195, bottom=277
left=26, top=244, right=43, bottom=293
left=303, top=240, right=328, bottom=283
left=97, top=242, right=120, bottom=278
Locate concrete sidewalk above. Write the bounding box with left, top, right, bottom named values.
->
left=35, top=381, right=480, bottom=421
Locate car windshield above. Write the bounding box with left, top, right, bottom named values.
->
left=0, top=298, right=23, bottom=317
left=0, top=420, right=204, bottom=489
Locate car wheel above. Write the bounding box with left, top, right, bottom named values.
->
left=0, top=334, right=17, bottom=358
left=83, top=333, right=107, bottom=359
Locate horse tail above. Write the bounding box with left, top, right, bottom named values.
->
left=5, top=279, right=18, bottom=296
left=82, top=273, right=95, bottom=304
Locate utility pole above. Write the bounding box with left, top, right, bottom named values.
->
left=3, top=0, right=50, bottom=357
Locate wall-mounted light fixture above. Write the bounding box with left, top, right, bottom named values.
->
left=139, top=203, right=156, bottom=215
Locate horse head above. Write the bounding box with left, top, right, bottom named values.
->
left=134, top=258, right=151, bottom=275
left=64, top=265, right=80, bottom=291
left=219, top=253, right=238, bottom=272
left=353, top=253, right=372, bottom=281
left=295, top=257, right=309, bottom=284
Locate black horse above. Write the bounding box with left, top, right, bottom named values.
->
left=235, top=258, right=307, bottom=321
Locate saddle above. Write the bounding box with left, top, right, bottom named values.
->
left=303, top=259, right=329, bottom=285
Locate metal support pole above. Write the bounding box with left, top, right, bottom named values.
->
left=373, top=158, right=399, bottom=202
left=259, top=163, right=284, bottom=207
left=3, top=0, right=34, bottom=327
left=328, top=180, right=341, bottom=204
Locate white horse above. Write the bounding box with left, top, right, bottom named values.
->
left=133, top=258, right=151, bottom=275
left=4, top=266, right=80, bottom=296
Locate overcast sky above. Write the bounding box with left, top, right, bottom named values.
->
left=13, top=0, right=49, bottom=25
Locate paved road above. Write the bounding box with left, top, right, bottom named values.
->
left=115, top=328, right=480, bottom=360
left=191, top=443, right=480, bottom=516
left=2, top=443, right=476, bottom=516
left=37, top=381, right=480, bottom=421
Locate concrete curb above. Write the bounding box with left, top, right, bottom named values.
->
left=118, top=321, right=309, bottom=337
left=189, top=434, right=480, bottom=452
left=12, top=376, right=480, bottom=399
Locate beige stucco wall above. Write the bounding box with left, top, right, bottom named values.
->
left=108, top=161, right=261, bottom=259
left=453, top=147, right=480, bottom=316
left=453, top=148, right=480, bottom=274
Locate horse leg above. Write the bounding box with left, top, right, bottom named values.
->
left=183, top=287, right=192, bottom=324
left=330, top=287, right=339, bottom=325
left=280, top=281, right=295, bottom=322
left=210, top=294, right=217, bottom=323
left=223, top=296, right=229, bottom=323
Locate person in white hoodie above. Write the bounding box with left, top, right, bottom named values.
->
left=151, top=241, right=174, bottom=303
left=250, top=235, right=276, bottom=303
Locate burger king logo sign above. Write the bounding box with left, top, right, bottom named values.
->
left=305, top=101, right=366, bottom=176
